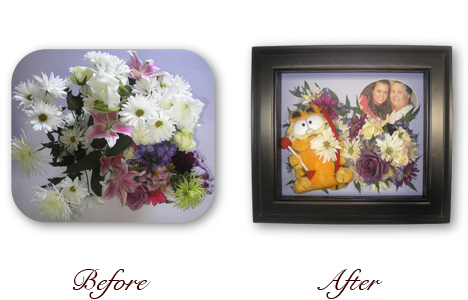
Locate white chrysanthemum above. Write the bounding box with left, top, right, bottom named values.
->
left=132, top=126, right=151, bottom=145
left=11, top=129, right=48, bottom=178
left=171, top=75, right=192, bottom=96
left=13, top=79, right=42, bottom=109
left=33, top=72, right=67, bottom=99
left=341, top=138, right=360, bottom=162
left=132, top=77, right=160, bottom=96
left=57, top=177, right=89, bottom=204
left=376, top=133, right=408, bottom=167
left=146, top=112, right=176, bottom=143
left=81, top=138, right=95, bottom=154
left=84, top=51, right=130, bottom=82
left=310, top=127, right=342, bottom=163
left=120, top=94, right=158, bottom=127
left=33, top=185, right=75, bottom=222
left=25, top=102, right=63, bottom=132
left=59, top=126, right=85, bottom=152
left=167, top=95, right=204, bottom=130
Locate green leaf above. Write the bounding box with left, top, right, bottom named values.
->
left=328, top=89, right=340, bottom=104
left=91, top=167, right=103, bottom=197
left=375, top=181, right=380, bottom=193
left=47, top=177, right=65, bottom=185
left=322, top=189, right=329, bottom=194
left=66, top=150, right=101, bottom=174
left=91, top=138, right=107, bottom=149
left=66, top=91, right=83, bottom=111
left=354, top=181, right=361, bottom=193
left=407, top=182, right=418, bottom=192
left=345, top=95, right=351, bottom=107
left=304, top=81, right=310, bottom=92
left=105, top=134, right=133, bottom=157
left=286, top=180, right=295, bottom=186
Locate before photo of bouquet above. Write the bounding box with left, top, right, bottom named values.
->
left=11, top=50, right=214, bottom=222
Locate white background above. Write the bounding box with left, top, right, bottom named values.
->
left=1, top=1, right=465, bottom=299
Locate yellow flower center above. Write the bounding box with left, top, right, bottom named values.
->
left=69, top=186, right=76, bottom=192
left=38, top=113, right=48, bottom=122
left=135, top=109, right=145, bottom=117
left=155, top=121, right=163, bottom=128
left=70, top=136, right=76, bottom=143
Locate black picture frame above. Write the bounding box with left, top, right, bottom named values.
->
left=251, top=45, right=452, bottom=224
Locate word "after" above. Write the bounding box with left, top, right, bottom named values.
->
left=73, top=269, right=150, bottom=299
left=317, top=269, right=382, bottom=299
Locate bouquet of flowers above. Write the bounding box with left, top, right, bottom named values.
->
left=11, top=50, right=214, bottom=221
left=286, top=81, right=420, bottom=193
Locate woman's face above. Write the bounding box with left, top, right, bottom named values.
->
left=372, top=82, right=389, bottom=106
left=390, top=82, right=411, bottom=111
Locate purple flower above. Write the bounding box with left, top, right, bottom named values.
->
left=356, top=151, right=389, bottom=181
left=395, top=160, right=419, bottom=187
left=126, top=186, right=149, bottom=211
left=348, top=114, right=367, bottom=142
left=311, top=93, right=339, bottom=119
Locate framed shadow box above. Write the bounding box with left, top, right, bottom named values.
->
left=251, top=45, right=452, bottom=224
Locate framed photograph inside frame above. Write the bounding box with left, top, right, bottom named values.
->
left=251, top=45, right=452, bottom=224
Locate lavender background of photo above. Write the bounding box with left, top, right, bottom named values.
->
left=11, top=49, right=215, bottom=222
left=280, top=72, right=424, bottom=197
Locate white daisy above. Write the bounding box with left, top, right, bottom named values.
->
left=376, top=133, right=407, bottom=167
left=57, top=177, right=89, bottom=205
left=33, top=185, right=75, bottom=222
left=341, top=138, right=361, bottom=163
left=156, top=75, right=172, bottom=93
left=59, top=126, right=85, bottom=152
left=167, top=95, right=204, bottom=130
left=132, top=77, right=160, bottom=96
left=11, top=129, right=48, bottom=178
left=310, top=127, right=342, bottom=163
left=34, top=89, right=56, bottom=105
left=81, top=138, right=95, bottom=154
left=120, top=94, right=158, bottom=127
left=26, top=102, right=63, bottom=132
left=33, top=72, right=67, bottom=99
left=13, top=79, right=42, bottom=109
left=146, top=111, right=176, bottom=143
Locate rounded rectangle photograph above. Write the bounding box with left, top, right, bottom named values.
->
left=11, top=49, right=215, bottom=222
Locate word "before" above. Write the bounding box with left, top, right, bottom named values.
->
left=73, top=269, right=150, bottom=299
left=317, top=269, right=382, bottom=299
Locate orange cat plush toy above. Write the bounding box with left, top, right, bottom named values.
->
left=281, top=104, right=353, bottom=193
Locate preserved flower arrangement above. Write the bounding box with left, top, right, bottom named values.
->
left=11, top=50, right=214, bottom=221
left=284, top=81, right=420, bottom=193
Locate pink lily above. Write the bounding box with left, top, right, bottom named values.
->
left=101, top=160, right=143, bottom=206
left=127, top=50, right=160, bottom=80
left=100, top=153, right=125, bottom=176
left=85, top=110, right=133, bottom=148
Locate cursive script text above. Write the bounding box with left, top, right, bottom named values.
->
left=73, top=269, right=150, bottom=299
left=317, top=269, right=382, bottom=299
